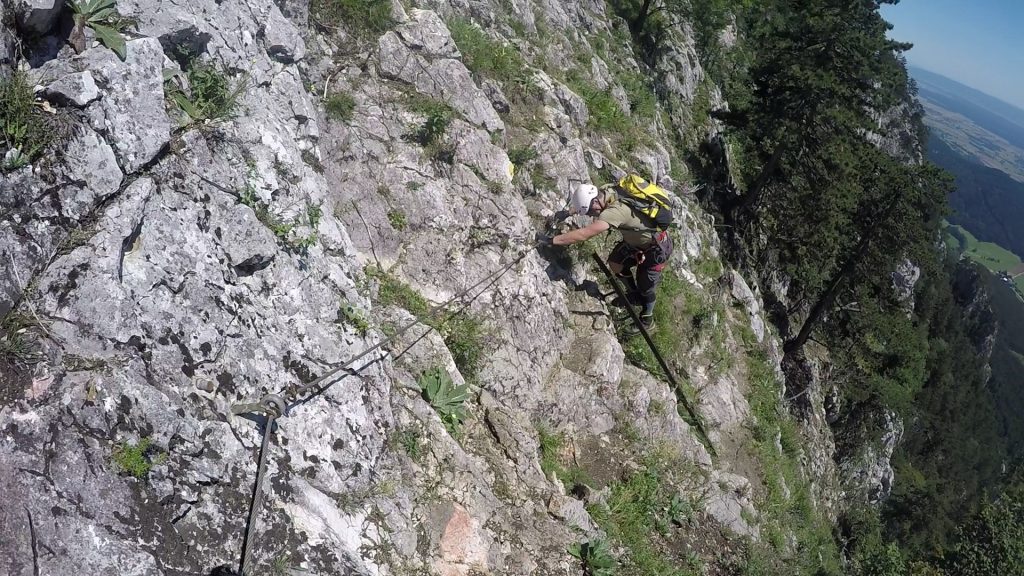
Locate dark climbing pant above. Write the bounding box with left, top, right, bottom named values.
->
left=608, top=232, right=673, bottom=315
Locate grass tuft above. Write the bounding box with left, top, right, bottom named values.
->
left=367, top=268, right=489, bottom=380
left=325, top=91, right=356, bottom=122
left=311, top=0, right=394, bottom=40
left=165, top=59, right=247, bottom=124
left=1, top=72, right=54, bottom=168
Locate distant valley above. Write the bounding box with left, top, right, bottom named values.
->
left=912, top=66, right=1024, bottom=182
left=916, top=68, right=1024, bottom=460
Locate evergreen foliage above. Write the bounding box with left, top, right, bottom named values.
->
left=676, top=0, right=1016, bottom=571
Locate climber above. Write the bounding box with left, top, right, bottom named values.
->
left=536, top=178, right=674, bottom=330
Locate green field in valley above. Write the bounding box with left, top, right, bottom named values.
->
left=945, top=224, right=1024, bottom=296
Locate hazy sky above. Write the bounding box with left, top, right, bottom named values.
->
left=881, top=0, right=1024, bottom=110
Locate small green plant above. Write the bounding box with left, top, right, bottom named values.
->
left=569, top=539, right=616, bottom=576
left=112, top=437, right=165, bottom=478
left=270, top=556, right=289, bottom=575
left=325, top=91, right=356, bottom=122
left=69, top=0, right=127, bottom=60
left=0, top=72, right=53, bottom=166
left=306, top=203, right=323, bottom=228
left=0, top=311, right=38, bottom=364
left=165, top=61, right=246, bottom=123
left=387, top=209, right=407, bottom=231
left=395, top=428, right=423, bottom=460
left=238, top=179, right=318, bottom=254
left=311, top=0, right=394, bottom=40
left=529, top=168, right=558, bottom=193
left=508, top=146, right=539, bottom=166
left=666, top=493, right=692, bottom=524
left=448, top=18, right=536, bottom=99
left=339, top=303, right=370, bottom=336
left=439, top=312, right=487, bottom=381
left=301, top=149, right=324, bottom=173
left=367, top=267, right=432, bottom=318
left=417, top=367, right=469, bottom=433
left=538, top=425, right=564, bottom=478
left=408, top=100, right=451, bottom=147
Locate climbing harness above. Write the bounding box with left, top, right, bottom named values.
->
left=230, top=246, right=532, bottom=575
left=591, top=253, right=716, bottom=457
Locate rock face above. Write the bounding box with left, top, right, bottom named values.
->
left=0, top=0, right=844, bottom=574
left=378, top=11, right=505, bottom=132
left=892, top=258, right=921, bottom=309
left=952, top=261, right=998, bottom=382
left=836, top=407, right=904, bottom=504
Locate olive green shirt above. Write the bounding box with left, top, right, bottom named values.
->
left=598, top=191, right=655, bottom=247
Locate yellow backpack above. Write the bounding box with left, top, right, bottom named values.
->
left=616, top=174, right=673, bottom=231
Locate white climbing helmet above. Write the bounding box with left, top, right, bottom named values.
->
left=569, top=183, right=599, bottom=215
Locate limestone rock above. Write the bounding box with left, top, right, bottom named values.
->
left=838, top=408, right=904, bottom=504
left=0, top=24, right=17, bottom=75
left=263, top=4, right=306, bottom=63
left=377, top=11, right=504, bottom=132
left=80, top=37, right=171, bottom=173
left=892, top=258, right=921, bottom=307
left=729, top=270, right=766, bottom=342
left=43, top=71, right=101, bottom=107
left=53, top=126, right=124, bottom=220
left=704, top=471, right=759, bottom=538
left=219, top=204, right=279, bottom=276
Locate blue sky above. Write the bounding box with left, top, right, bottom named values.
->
left=881, top=0, right=1024, bottom=110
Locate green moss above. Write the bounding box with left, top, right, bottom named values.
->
left=538, top=425, right=564, bottom=478
left=394, top=428, right=423, bottom=460
left=112, top=437, right=165, bottom=478
left=448, top=18, right=533, bottom=97
left=368, top=267, right=432, bottom=317
left=387, top=209, right=408, bottom=231
left=440, top=312, right=487, bottom=381
left=508, top=145, right=539, bottom=166
left=619, top=70, right=657, bottom=119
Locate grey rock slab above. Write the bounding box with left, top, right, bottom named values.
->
left=704, top=471, right=759, bottom=538
left=263, top=4, right=306, bottom=63
left=729, top=270, right=766, bottom=343
left=892, top=258, right=921, bottom=306
left=561, top=331, right=623, bottom=385
left=15, top=0, right=64, bottom=36
left=0, top=169, right=59, bottom=317
left=43, top=70, right=101, bottom=107
left=219, top=203, right=279, bottom=274
left=377, top=16, right=504, bottom=132
left=80, top=37, right=171, bottom=173
left=54, top=126, right=124, bottom=220
left=394, top=9, right=460, bottom=58
left=547, top=492, right=597, bottom=532
left=480, top=78, right=510, bottom=114
left=450, top=120, right=513, bottom=186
